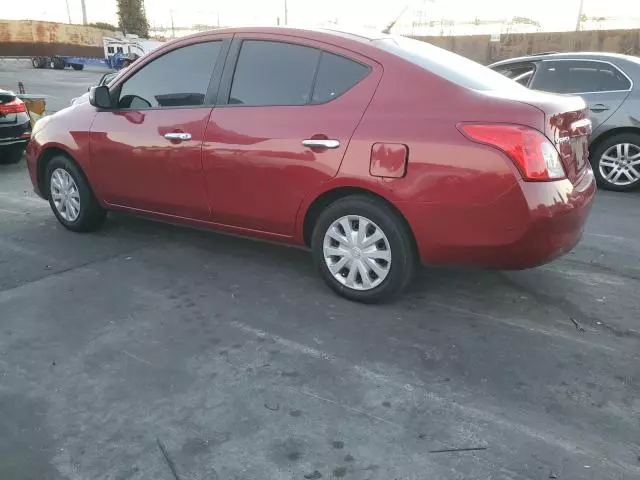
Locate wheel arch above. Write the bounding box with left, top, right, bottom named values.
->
left=589, top=126, right=640, bottom=157
left=37, top=147, right=89, bottom=198
left=301, top=185, right=417, bottom=252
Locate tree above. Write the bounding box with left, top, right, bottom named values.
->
left=117, top=0, right=149, bottom=38
left=510, top=17, right=541, bottom=29
left=89, top=22, right=118, bottom=31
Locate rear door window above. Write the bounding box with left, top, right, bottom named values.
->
left=118, top=41, right=222, bottom=109
left=229, top=41, right=320, bottom=106
left=532, top=60, right=631, bottom=94
left=228, top=41, right=370, bottom=106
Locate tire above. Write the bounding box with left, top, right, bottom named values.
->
left=0, top=146, right=24, bottom=165
left=590, top=133, right=640, bottom=192
left=45, top=155, right=107, bottom=232
left=311, top=195, right=417, bottom=303
left=71, top=64, right=84, bottom=71
left=52, top=57, right=65, bottom=70
left=32, top=57, right=40, bottom=69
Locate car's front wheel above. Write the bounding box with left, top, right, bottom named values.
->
left=46, top=155, right=107, bottom=232
left=591, top=133, right=640, bottom=191
left=311, top=195, right=416, bottom=303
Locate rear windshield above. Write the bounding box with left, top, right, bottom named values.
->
left=373, top=36, right=526, bottom=91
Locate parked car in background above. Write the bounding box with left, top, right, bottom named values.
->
left=26, top=28, right=595, bottom=302
left=490, top=52, right=640, bottom=191
left=0, top=89, right=31, bottom=164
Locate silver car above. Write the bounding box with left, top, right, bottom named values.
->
left=490, top=53, right=640, bottom=191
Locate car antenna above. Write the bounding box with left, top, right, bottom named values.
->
left=382, top=5, right=409, bottom=34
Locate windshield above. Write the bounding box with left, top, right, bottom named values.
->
left=373, top=36, right=526, bottom=91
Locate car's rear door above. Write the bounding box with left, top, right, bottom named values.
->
left=90, top=37, right=230, bottom=219
left=201, top=35, right=382, bottom=235
left=530, top=59, right=632, bottom=132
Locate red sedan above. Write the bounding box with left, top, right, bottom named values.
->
left=25, top=28, right=596, bottom=302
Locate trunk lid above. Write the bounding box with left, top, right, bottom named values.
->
left=484, top=89, right=590, bottom=183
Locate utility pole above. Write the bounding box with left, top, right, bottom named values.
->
left=80, top=0, right=87, bottom=24
left=170, top=11, right=176, bottom=38
left=575, top=0, right=585, bottom=31
left=284, top=0, right=288, bottom=25
left=65, top=0, right=72, bottom=24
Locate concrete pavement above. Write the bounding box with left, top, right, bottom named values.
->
left=0, top=63, right=638, bottom=480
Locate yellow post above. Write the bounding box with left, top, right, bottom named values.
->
left=17, top=95, right=47, bottom=128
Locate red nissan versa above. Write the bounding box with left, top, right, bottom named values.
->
left=25, top=28, right=596, bottom=302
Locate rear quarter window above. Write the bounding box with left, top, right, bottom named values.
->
left=373, top=36, right=525, bottom=91
left=311, top=52, right=370, bottom=104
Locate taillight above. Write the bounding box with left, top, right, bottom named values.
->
left=0, top=98, right=27, bottom=114
left=458, top=124, right=565, bottom=181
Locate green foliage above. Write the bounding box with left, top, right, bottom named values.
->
left=511, top=17, right=541, bottom=28
left=89, top=22, right=118, bottom=31
left=117, top=0, right=150, bottom=38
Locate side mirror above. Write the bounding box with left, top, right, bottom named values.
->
left=89, top=86, right=112, bottom=109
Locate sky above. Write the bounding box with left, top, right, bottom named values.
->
left=4, top=0, right=636, bottom=33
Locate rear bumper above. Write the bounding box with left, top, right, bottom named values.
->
left=0, top=136, right=30, bottom=147
left=398, top=168, right=597, bottom=270
left=0, top=119, right=31, bottom=148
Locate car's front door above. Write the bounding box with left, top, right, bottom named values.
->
left=530, top=59, right=632, bottom=132
left=201, top=36, right=381, bottom=235
left=90, top=39, right=228, bottom=219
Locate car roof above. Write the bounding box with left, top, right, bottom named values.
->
left=490, top=51, right=640, bottom=68
left=171, top=26, right=391, bottom=47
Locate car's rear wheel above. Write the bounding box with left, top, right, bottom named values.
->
left=71, top=64, right=84, bottom=71
left=591, top=133, right=640, bottom=191
left=311, top=195, right=416, bottom=303
left=0, top=146, right=24, bottom=165
left=46, top=155, right=107, bottom=232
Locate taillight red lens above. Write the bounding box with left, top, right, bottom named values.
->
left=458, top=124, right=565, bottom=181
left=0, top=98, right=27, bottom=114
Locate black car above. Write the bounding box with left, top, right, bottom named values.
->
left=0, top=89, right=31, bottom=165
left=490, top=53, right=640, bottom=191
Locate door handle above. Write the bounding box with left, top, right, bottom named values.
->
left=164, top=132, right=192, bottom=141
left=302, top=139, right=340, bottom=149
left=590, top=104, right=610, bottom=113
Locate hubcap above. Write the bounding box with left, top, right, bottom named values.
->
left=50, top=168, right=81, bottom=222
left=599, top=143, right=640, bottom=186
left=323, top=215, right=391, bottom=291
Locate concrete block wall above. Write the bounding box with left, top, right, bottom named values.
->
left=413, top=28, right=640, bottom=65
